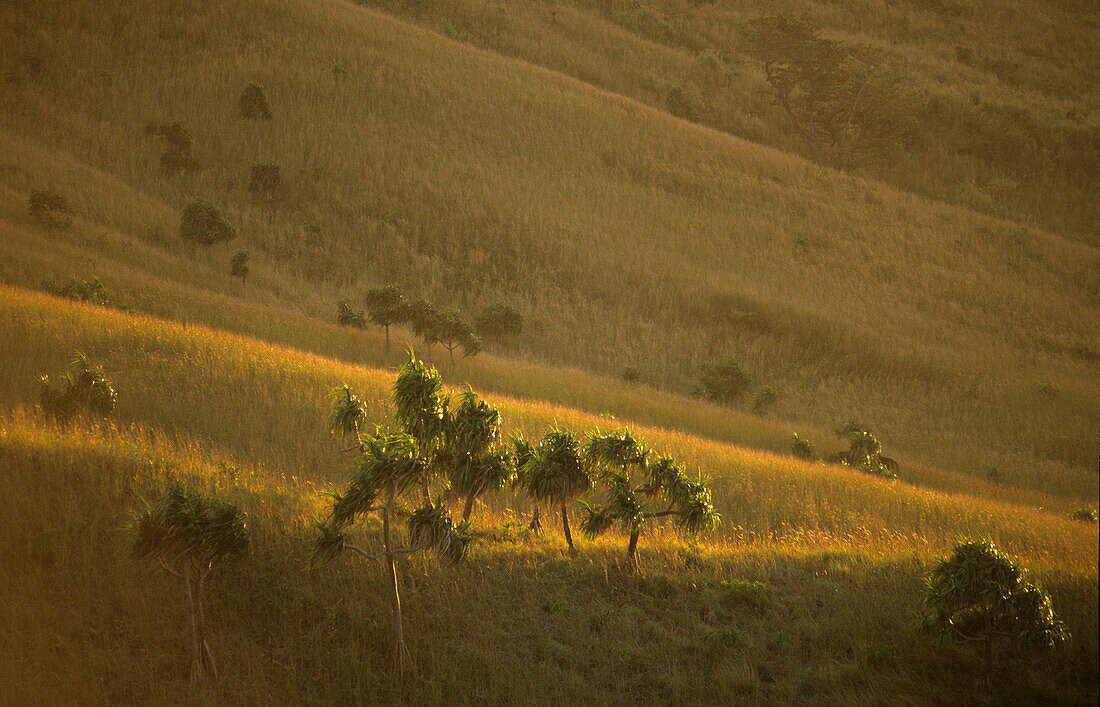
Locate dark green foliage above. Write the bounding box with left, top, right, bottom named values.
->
left=130, top=485, right=250, bottom=568
left=791, top=433, right=819, bottom=461
left=440, top=391, right=513, bottom=521
left=620, top=366, right=640, bottom=384
left=698, top=357, right=751, bottom=405
left=407, top=503, right=472, bottom=565
left=336, top=299, right=366, bottom=329
left=249, top=163, right=280, bottom=194
left=238, top=82, right=273, bottom=121
left=365, top=285, right=409, bottom=350
left=38, top=352, right=116, bottom=423
left=920, top=540, right=1067, bottom=689
left=519, top=430, right=591, bottom=506
left=42, top=275, right=109, bottom=306
left=180, top=200, right=237, bottom=245
left=1070, top=508, right=1097, bottom=522
left=28, top=189, right=73, bottom=229
left=393, top=353, right=448, bottom=453
left=475, top=302, right=523, bottom=341
left=407, top=298, right=443, bottom=356
left=230, top=251, right=249, bottom=282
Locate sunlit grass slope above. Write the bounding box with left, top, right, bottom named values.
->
left=0, top=288, right=1096, bottom=703
left=0, top=0, right=1096, bottom=507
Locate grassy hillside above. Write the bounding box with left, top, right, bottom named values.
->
left=0, top=0, right=1096, bottom=506
left=0, top=0, right=1096, bottom=701
left=0, top=287, right=1095, bottom=703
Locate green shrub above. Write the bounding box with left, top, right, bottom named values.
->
left=38, top=352, right=116, bottom=423
left=791, top=433, right=818, bottom=461
left=1070, top=508, right=1097, bottom=522
left=180, top=200, right=237, bottom=245
left=698, top=357, right=751, bottom=405
left=335, top=299, right=365, bottom=328
left=42, top=275, right=109, bottom=306
left=620, top=366, right=640, bottom=384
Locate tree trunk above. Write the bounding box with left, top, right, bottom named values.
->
left=462, top=493, right=476, bottom=523
left=382, top=483, right=411, bottom=675
left=627, top=528, right=640, bottom=571
left=384, top=325, right=390, bottom=352
left=184, top=567, right=217, bottom=680
left=449, top=345, right=455, bottom=367
left=528, top=505, right=542, bottom=534
left=420, top=474, right=431, bottom=506
left=561, top=502, right=576, bottom=556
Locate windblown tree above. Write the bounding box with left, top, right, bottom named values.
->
left=437, top=308, right=482, bottom=365
left=407, top=298, right=442, bottom=362
left=746, top=15, right=880, bottom=169
left=516, top=430, right=592, bottom=555
left=365, top=285, right=409, bottom=352
left=129, top=485, right=250, bottom=680
left=393, top=353, right=450, bottom=504
left=312, top=430, right=469, bottom=674
left=38, top=352, right=117, bottom=424
left=920, top=540, right=1067, bottom=691
left=438, top=390, right=514, bottom=522
left=581, top=447, right=720, bottom=570
left=330, top=384, right=368, bottom=448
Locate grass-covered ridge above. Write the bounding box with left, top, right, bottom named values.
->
left=0, top=287, right=1095, bottom=703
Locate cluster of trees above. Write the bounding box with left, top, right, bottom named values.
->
left=790, top=421, right=898, bottom=479
left=336, top=286, right=525, bottom=364
left=694, top=356, right=777, bottom=415
left=314, top=354, right=720, bottom=669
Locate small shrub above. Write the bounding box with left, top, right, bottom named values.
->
left=698, top=357, right=751, bottom=405
left=620, top=366, right=640, bottom=384
left=29, top=189, right=73, bottom=229
left=790, top=433, right=818, bottom=461
left=666, top=85, right=698, bottom=121
left=1070, top=508, right=1097, bottom=522
left=38, top=352, right=116, bottom=423
left=42, top=275, right=109, bottom=306
left=720, top=579, right=768, bottom=609
left=145, top=122, right=196, bottom=175
left=336, top=299, right=365, bottom=328
left=238, top=83, right=273, bottom=121
left=835, top=420, right=895, bottom=478
left=230, top=251, right=249, bottom=283
left=180, top=200, right=237, bottom=245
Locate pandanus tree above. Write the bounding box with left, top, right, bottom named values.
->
left=365, top=285, right=409, bottom=352
left=919, top=540, right=1067, bottom=691
left=393, top=353, right=450, bottom=504
left=312, top=431, right=470, bottom=674
left=38, top=352, right=117, bottom=424
left=129, top=485, right=250, bottom=680
left=437, top=308, right=482, bottom=366
left=517, top=430, right=592, bottom=555
left=581, top=431, right=719, bottom=570
left=439, top=390, right=514, bottom=522
left=407, top=298, right=442, bottom=362
left=510, top=434, right=541, bottom=533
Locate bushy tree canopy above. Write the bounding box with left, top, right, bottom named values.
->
left=180, top=200, right=237, bottom=245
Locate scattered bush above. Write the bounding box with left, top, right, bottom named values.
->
left=230, top=251, right=249, bottom=283
left=517, top=429, right=593, bottom=555
left=145, top=122, right=196, bottom=175
left=42, top=275, right=109, bottom=306
left=751, top=387, right=777, bottom=414
left=475, top=302, right=523, bottom=341
left=698, top=357, right=751, bottom=405
left=238, top=82, right=273, bottom=121
left=129, top=485, right=250, bottom=680
left=335, top=299, right=366, bottom=329
left=790, top=433, right=818, bottom=461
left=920, top=540, right=1067, bottom=690
left=28, top=189, right=73, bottom=229
left=833, top=421, right=896, bottom=478
left=365, top=285, right=408, bottom=351
left=38, top=352, right=116, bottom=423
left=180, top=200, right=237, bottom=245
left=620, top=366, right=640, bottom=384
left=1070, top=508, right=1097, bottom=522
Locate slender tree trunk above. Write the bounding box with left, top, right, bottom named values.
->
left=528, top=505, right=542, bottom=534
left=462, top=493, right=476, bottom=523
left=561, top=502, right=576, bottom=556
left=382, top=483, right=410, bottom=674
left=627, top=528, right=640, bottom=571
left=185, top=569, right=203, bottom=681
left=420, top=474, right=431, bottom=506
left=449, top=345, right=455, bottom=367
left=384, top=325, right=390, bottom=352
left=195, top=567, right=217, bottom=678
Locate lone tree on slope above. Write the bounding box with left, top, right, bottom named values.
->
left=238, top=82, right=273, bottom=158
left=516, top=429, right=593, bottom=555
left=129, top=485, right=250, bottom=680
left=230, top=251, right=249, bottom=284
left=365, top=285, right=409, bottom=352
left=919, top=539, right=1067, bottom=691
